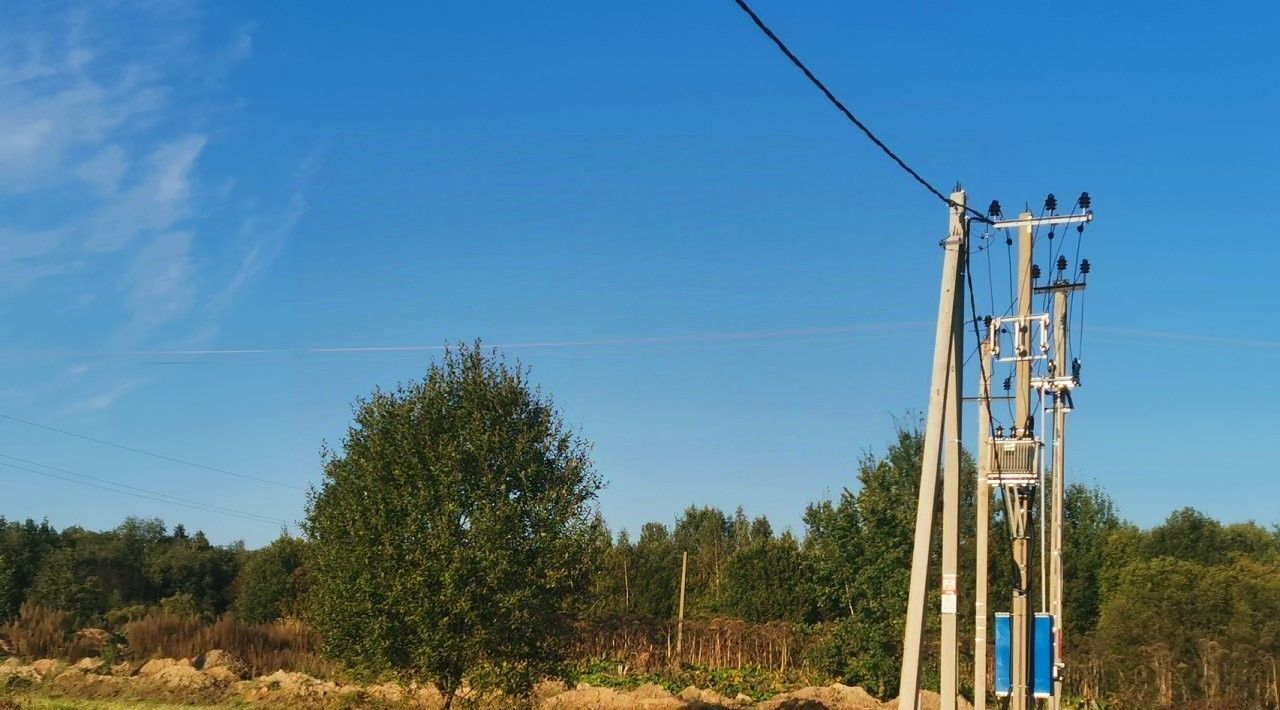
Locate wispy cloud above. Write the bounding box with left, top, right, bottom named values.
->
left=68, top=378, right=147, bottom=413
left=0, top=2, right=309, bottom=413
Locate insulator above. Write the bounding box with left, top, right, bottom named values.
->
left=1045, top=193, right=1058, bottom=212
left=1077, top=224, right=1085, bottom=234
left=1031, top=264, right=1041, bottom=280
left=995, top=424, right=1005, bottom=438
left=1047, top=229, right=1055, bottom=241
left=983, top=315, right=993, bottom=328
left=1056, top=255, right=1068, bottom=272
left=1078, top=191, right=1091, bottom=210
left=1002, top=376, right=1012, bottom=392
left=1006, top=235, right=1013, bottom=246
left=988, top=200, right=1003, bottom=218
left=1080, top=259, right=1091, bottom=275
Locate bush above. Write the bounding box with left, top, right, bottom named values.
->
left=232, top=535, right=306, bottom=624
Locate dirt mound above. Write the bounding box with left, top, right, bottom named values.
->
left=195, top=649, right=247, bottom=681
left=243, top=669, right=349, bottom=704
left=73, top=628, right=111, bottom=650
left=882, top=691, right=972, bottom=710
left=757, top=683, right=882, bottom=710
left=0, top=657, right=41, bottom=684
left=543, top=681, right=686, bottom=709
left=134, top=656, right=227, bottom=702
left=71, top=657, right=105, bottom=673
left=677, top=685, right=750, bottom=707
left=30, top=659, right=64, bottom=679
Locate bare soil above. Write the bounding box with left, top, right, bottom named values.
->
left=0, top=654, right=972, bottom=709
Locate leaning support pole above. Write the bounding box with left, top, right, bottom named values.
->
left=940, top=195, right=967, bottom=710
left=899, top=190, right=967, bottom=710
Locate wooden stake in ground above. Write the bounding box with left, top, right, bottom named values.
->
left=676, top=551, right=688, bottom=663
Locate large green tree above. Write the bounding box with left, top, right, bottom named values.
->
left=233, top=533, right=307, bottom=623
left=305, top=343, right=602, bottom=708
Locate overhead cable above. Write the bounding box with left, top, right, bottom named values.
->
left=730, top=0, right=991, bottom=223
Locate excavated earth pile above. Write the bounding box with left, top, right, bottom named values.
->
left=0, top=654, right=972, bottom=709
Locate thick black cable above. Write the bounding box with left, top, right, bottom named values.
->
left=0, top=413, right=304, bottom=492
left=730, top=0, right=991, bottom=223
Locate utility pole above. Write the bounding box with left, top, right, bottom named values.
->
left=974, top=311, right=994, bottom=710
left=901, top=191, right=1093, bottom=710
left=1036, top=244, right=1086, bottom=710
left=898, top=189, right=967, bottom=710
left=676, top=551, right=688, bottom=663
left=1009, top=212, right=1035, bottom=710
left=981, top=204, right=1092, bottom=710
left=1049, top=286, right=1068, bottom=710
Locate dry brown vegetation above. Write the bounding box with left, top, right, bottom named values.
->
left=575, top=618, right=816, bottom=676
left=121, top=614, right=333, bottom=678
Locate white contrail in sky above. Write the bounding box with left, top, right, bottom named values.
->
left=1090, top=326, right=1280, bottom=350
left=133, top=321, right=931, bottom=357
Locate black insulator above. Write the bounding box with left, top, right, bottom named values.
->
left=995, top=425, right=1005, bottom=438
left=1080, top=259, right=1091, bottom=275
left=1078, top=192, right=1091, bottom=210
left=1047, top=229, right=1055, bottom=241
left=1045, top=193, right=1058, bottom=212
left=1005, top=235, right=1013, bottom=246
left=1031, top=264, right=1042, bottom=280
left=1056, top=255, right=1068, bottom=272
left=1002, top=376, right=1012, bottom=392
left=1076, top=224, right=1085, bottom=234
left=988, top=200, right=1003, bottom=218
left=983, top=315, right=993, bottom=328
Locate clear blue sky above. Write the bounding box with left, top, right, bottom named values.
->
left=0, top=1, right=1276, bottom=546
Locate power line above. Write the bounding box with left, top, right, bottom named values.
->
left=0, top=455, right=288, bottom=526
left=729, top=0, right=991, bottom=224
left=0, top=414, right=305, bottom=492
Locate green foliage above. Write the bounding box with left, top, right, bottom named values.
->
left=1062, top=483, right=1121, bottom=637
left=233, top=534, right=307, bottom=623
left=575, top=658, right=797, bottom=700
left=721, top=528, right=807, bottom=623
left=801, top=426, right=928, bottom=696
left=304, top=343, right=602, bottom=706
left=627, top=523, right=679, bottom=619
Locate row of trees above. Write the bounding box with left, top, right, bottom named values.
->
left=0, top=516, right=305, bottom=628
left=1, top=346, right=1275, bottom=708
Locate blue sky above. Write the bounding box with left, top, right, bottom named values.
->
left=0, top=1, right=1276, bottom=546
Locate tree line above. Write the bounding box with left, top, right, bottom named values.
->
left=0, top=344, right=1276, bottom=708
left=2, top=447, right=1275, bottom=705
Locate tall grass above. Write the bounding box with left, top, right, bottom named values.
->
left=0, top=605, right=74, bottom=659
left=122, top=614, right=334, bottom=677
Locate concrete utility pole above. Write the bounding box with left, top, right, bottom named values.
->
left=1037, top=250, right=1085, bottom=710
left=898, top=190, right=967, bottom=710
left=974, top=315, right=994, bottom=710
left=900, top=191, right=1092, bottom=710
left=1009, top=213, right=1035, bottom=710
left=1049, top=287, right=1068, bottom=710
left=981, top=205, right=1092, bottom=710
